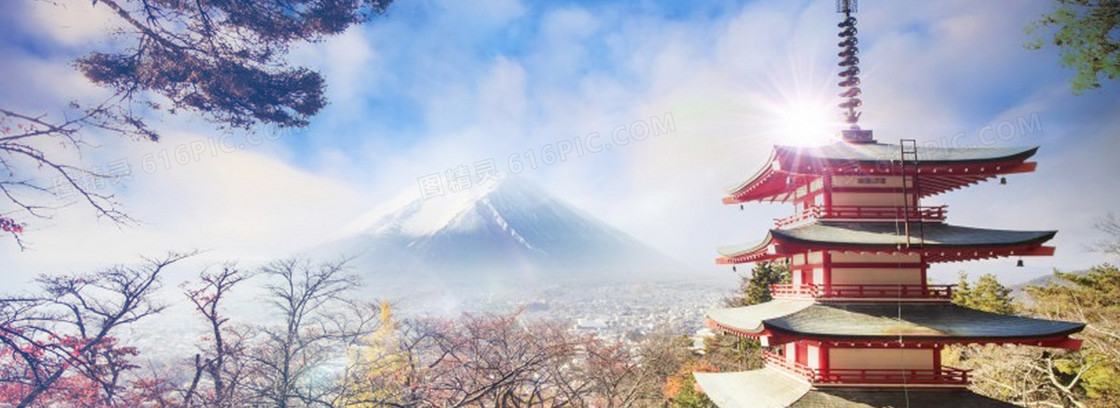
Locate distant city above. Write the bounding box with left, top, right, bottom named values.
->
left=404, top=277, right=732, bottom=345
left=124, top=275, right=733, bottom=369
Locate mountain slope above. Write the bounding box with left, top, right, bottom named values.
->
left=320, top=177, right=685, bottom=288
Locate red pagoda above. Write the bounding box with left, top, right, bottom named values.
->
left=693, top=2, right=1085, bottom=407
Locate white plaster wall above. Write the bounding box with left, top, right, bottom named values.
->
left=829, top=348, right=933, bottom=370
left=831, top=268, right=922, bottom=285
left=830, top=252, right=921, bottom=263
left=831, top=192, right=913, bottom=207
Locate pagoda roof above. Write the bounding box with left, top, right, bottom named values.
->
left=723, top=142, right=1039, bottom=204
left=695, top=369, right=1018, bottom=408
left=694, top=368, right=809, bottom=408
left=774, top=142, right=1037, bottom=165
left=706, top=302, right=1084, bottom=343
left=717, top=222, right=1056, bottom=264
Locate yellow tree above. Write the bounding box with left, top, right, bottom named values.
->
left=341, top=300, right=413, bottom=407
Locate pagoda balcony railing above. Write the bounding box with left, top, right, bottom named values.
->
left=770, top=284, right=955, bottom=300
left=762, top=350, right=969, bottom=386
left=761, top=350, right=816, bottom=379
left=775, top=205, right=947, bottom=228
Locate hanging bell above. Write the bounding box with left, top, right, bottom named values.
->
left=732, top=265, right=738, bottom=272
left=1016, top=258, right=1024, bottom=267
left=740, top=204, right=745, bottom=211
left=1000, top=177, right=1007, bottom=185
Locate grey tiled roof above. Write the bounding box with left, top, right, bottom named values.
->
left=776, top=222, right=1056, bottom=248
left=694, top=368, right=810, bottom=408
left=718, top=223, right=1056, bottom=257
left=717, top=237, right=772, bottom=258
left=695, top=369, right=1019, bottom=408
left=708, top=302, right=1084, bottom=339
left=707, top=300, right=813, bottom=334
left=792, top=389, right=1019, bottom=408
left=775, top=142, right=1038, bottom=165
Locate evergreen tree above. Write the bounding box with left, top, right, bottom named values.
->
left=1027, top=265, right=1120, bottom=405
left=952, top=272, right=1015, bottom=314
left=724, top=262, right=791, bottom=307
left=951, top=266, right=1120, bottom=407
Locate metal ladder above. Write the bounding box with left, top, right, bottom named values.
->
left=899, top=140, right=924, bottom=248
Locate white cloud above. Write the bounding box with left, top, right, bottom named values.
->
left=1, top=131, right=365, bottom=280
left=4, top=0, right=1117, bottom=289
left=318, top=29, right=379, bottom=107
left=478, top=57, right=528, bottom=131
left=29, top=1, right=118, bottom=47
left=0, top=48, right=109, bottom=109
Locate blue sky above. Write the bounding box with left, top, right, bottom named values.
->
left=1, top=0, right=1119, bottom=286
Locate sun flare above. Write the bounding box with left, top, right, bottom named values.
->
left=768, top=98, right=843, bottom=146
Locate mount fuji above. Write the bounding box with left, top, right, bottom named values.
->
left=318, top=176, right=685, bottom=290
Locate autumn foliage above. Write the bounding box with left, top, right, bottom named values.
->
left=0, top=216, right=22, bottom=234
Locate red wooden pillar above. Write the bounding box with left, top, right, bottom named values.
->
left=822, top=250, right=833, bottom=291
left=823, top=174, right=834, bottom=215
left=818, top=343, right=830, bottom=377
left=795, top=342, right=809, bottom=365
left=919, top=254, right=928, bottom=290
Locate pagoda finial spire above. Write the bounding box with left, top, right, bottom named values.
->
left=837, top=0, right=862, bottom=128
left=836, top=0, right=873, bottom=142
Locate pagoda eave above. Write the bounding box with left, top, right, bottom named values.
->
left=716, top=223, right=1057, bottom=265
left=708, top=321, right=1083, bottom=350
left=717, top=244, right=1054, bottom=265
left=786, top=159, right=1037, bottom=178
left=772, top=143, right=1038, bottom=168
left=722, top=143, right=1039, bottom=204
left=706, top=302, right=1085, bottom=349
left=694, top=369, right=1021, bottom=408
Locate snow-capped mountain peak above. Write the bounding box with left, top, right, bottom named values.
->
left=320, top=176, right=683, bottom=286
left=345, top=176, right=542, bottom=238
